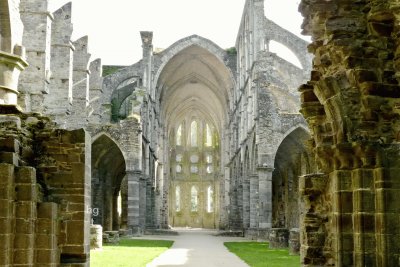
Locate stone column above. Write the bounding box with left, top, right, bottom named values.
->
left=127, top=170, right=141, bottom=235
left=88, top=59, right=103, bottom=124
left=139, top=177, right=147, bottom=229
left=249, top=174, right=259, bottom=229
left=0, top=0, right=28, bottom=106
left=243, top=176, right=250, bottom=229
left=44, top=3, right=74, bottom=124
left=257, top=166, right=273, bottom=229
left=299, top=173, right=328, bottom=266
left=70, top=36, right=91, bottom=129
left=19, top=0, right=53, bottom=112
left=120, top=175, right=128, bottom=229
left=112, top=193, right=119, bottom=231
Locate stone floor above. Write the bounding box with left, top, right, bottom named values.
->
left=137, top=228, right=250, bottom=267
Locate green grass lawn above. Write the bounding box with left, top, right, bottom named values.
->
left=224, top=242, right=300, bottom=267
left=90, top=239, right=174, bottom=267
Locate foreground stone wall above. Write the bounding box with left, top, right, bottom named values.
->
left=0, top=113, right=90, bottom=266
left=299, top=0, right=400, bottom=266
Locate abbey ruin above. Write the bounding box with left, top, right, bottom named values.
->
left=1, top=0, right=400, bottom=266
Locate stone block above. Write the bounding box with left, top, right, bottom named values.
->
left=0, top=200, right=12, bottom=217
left=15, top=166, right=36, bottom=184
left=15, top=202, right=36, bottom=218
left=353, top=213, right=375, bottom=233
left=66, top=221, right=85, bottom=244
left=353, top=189, right=375, bottom=212
left=0, top=152, right=18, bottom=165
left=376, top=189, right=400, bottom=212
left=0, top=248, right=10, bottom=265
left=15, top=184, right=38, bottom=201
left=0, top=136, right=19, bottom=152
left=36, top=219, right=58, bottom=235
left=269, top=228, right=289, bottom=248
left=14, top=234, right=35, bottom=249
left=352, top=169, right=374, bottom=189
left=13, top=249, right=34, bottom=264
left=0, top=185, right=13, bottom=199
left=36, top=234, right=58, bottom=249
left=37, top=202, right=58, bottom=219
left=0, top=163, right=14, bottom=185
left=90, top=224, right=102, bottom=250
left=0, top=234, right=11, bottom=249
left=289, top=228, right=300, bottom=255
left=15, top=218, right=35, bottom=234
left=36, top=249, right=58, bottom=264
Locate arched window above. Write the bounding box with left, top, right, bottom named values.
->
left=207, top=186, right=214, bottom=213
left=176, top=124, right=182, bottom=146
left=190, top=121, right=198, bottom=147
left=205, top=124, right=212, bottom=147
left=176, top=186, right=181, bottom=212
left=191, top=186, right=198, bottom=212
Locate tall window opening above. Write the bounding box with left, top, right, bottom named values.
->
left=190, top=121, right=198, bottom=147
left=205, top=124, right=212, bottom=147
left=207, top=186, right=214, bottom=213
left=175, top=186, right=181, bottom=212
left=191, top=186, right=198, bottom=212
left=176, top=124, right=182, bottom=146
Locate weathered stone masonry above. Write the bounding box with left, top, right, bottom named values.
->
left=3, top=0, right=400, bottom=266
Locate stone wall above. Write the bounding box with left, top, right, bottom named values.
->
left=299, top=0, right=400, bottom=266
left=0, top=112, right=90, bottom=266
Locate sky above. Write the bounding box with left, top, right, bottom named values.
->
left=49, top=0, right=307, bottom=65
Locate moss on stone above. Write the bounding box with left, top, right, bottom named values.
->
left=225, top=47, right=237, bottom=55
left=102, top=65, right=126, bottom=77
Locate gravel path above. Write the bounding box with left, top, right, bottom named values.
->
left=143, top=228, right=250, bottom=267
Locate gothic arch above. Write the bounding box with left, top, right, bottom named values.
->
left=154, top=35, right=236, bottom=106
left=271, top=125, right=311, bottom=229
left=264, top=18, right=312, bottom=71
left=91, top=133, right=127, bottom=231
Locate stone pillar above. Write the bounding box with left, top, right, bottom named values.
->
left=257, top=166, right=273, bottom=229
left=299, top=173, right=328, bottom=266
left=112, top=193, right=119, bottom=231
left=140, top=31, right=153, bottom=95
left=249, top=174, right=259, bottom=230
left=289, top=228, right=300, bottom=255
left=44, top=3, right=74, bottom=124
left=90, top=225, right=102, bottom=250
left=37, top=129, right=91, bottom=266
left=127, top=170, right=142, bottom=235
left=139, top=177, right=147, bottom=229
left=88, top=59, right=103, bottom=124
left=269, top=228, right=289, bottom=249
left=19, top=0, right=52, bottom=112
left=103, top=190, right=113, bottom=231
left=0, top=0, right=28, bottom=106
left=120, top=175, right=128, bottom=229
left=70, top=36, right=91, bottom=128
left=0, top=164, right=14, bottom=266
left=243, top=176, right=250, bottom=229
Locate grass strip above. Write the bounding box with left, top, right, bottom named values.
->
left=91, top=239, right=174, bottom=267
left=224, top=241, right=300, bottom=267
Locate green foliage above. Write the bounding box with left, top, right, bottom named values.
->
left=225, top=47, right=237, bottom=55
left=224, top=242, right=300, bottom=267
left=102, top=65, right=126, bottom=77
left=91, top=239, right=174, bottom=267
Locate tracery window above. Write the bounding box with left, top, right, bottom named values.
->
left=190, top=121, right=198, bottom=147
left=207, top=186, right=214, bottom=213
left=176, top=124, right=182, bottom=146
left=175, top=186, right=181, bottom=212
left=191, top=186, right=198, bottom=212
